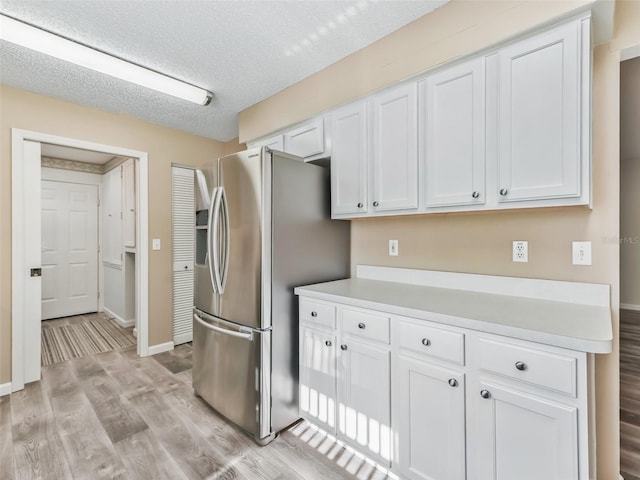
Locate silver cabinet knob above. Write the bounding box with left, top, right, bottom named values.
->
left=421, top=338, right=431, bottom=347
left=515, top=361, right=527, bottom=371
left=499, top=188, right=508, bottom=196
left=448, top=378, right=458, bottom=387
left=480, top=390, right=491, bottom=399
left=311, top=311, right=318, bottom=317
left=325, top=340, right=332, bottom=347
left=358, top=322, right=366, bottom=329
left=340, top=344, right=348, bottom=351
left=373, top=201, right=379, bottom=207
left=472, top=191, right=480, bottom=199
left=357, top=202, right=364, bottom=208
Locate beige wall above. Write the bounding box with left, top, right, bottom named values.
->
left=223, top=137, right=246, bottom=156
left=620, top=57, right=640, bottom=306
left=0, top=86, right=224, bottom=384
left=238, top=1, right=640, bottom=478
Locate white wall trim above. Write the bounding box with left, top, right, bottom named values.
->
left=11, top=128, right=150, bottom=392
left=103, top=306, right=134, bottom=328
left=147, top=341, right=174, bottom=356
left=621, top=43, right=640, bottom=62
left=0, top=383, right=12, bottom=397
left=620, top=303, right=640, bottom=312
left=356, top=265, right=610, bottom=307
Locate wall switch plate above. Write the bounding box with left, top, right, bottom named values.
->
left=389, top=239, right=399, bottom=256
left=572, top=241, right=592, bottom=265
left=512, top=241, right=528, bottom=262
left=152, top=238, right=161, bottom=251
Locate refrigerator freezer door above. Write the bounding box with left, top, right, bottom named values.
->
left=217, top=148, right=268, bottom=329
left=192, top=309, right=271, bottom=440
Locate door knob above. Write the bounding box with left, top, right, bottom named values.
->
left=472, top=191, right=480, bottom=199
left=480, top=390, right=491, bottom=399
left=325, top=340, right=332, bottom=347
left=311, top=311, right=318, bottom=317
left=358, top=323, right=366, bottom=329
left=448, top=378, right=458, bottom=387
left=421, top=338, right=431, bottom=347
left=373, top=201, right=379, bottom=207
left=340, top=344, right=348, bottom=351
left=357, top=202, right=363, bottom=208
left=515, top=361, right=527, bottom=371
left=499, top=188, right=509, bottom=196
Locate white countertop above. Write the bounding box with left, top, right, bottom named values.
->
left=294, top=273, right=613, bottom=354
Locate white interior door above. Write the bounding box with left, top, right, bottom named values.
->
left=172, top=166, right=195, bottom=345
left=41, top=180, right=99, bottom=320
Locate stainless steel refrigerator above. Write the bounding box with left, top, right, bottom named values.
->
left=193, top=147, right=350, bottom=444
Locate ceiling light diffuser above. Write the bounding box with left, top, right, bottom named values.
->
left=0, top=15, right=213, bottom=106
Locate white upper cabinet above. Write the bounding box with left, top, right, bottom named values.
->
left=330, top=101, right=368, bottom=216
left=496, top=19, right=586, bottom=203
left=423, top=57, right=486, bottom=208
left=252, top=134, right=284, bottom=151
left=371, top=83, right=419, bottom=212
left=284, top=118, right=325, bottom=159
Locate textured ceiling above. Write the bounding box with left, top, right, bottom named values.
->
left=0, top=0, right=448, bottom=142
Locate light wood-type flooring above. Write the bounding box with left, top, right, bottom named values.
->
left=1, top=343, right=390, bottom=480
left=621, top=309, right=640, bottom=480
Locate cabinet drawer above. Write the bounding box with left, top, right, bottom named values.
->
left=341, top=308, right=390, bottom=344
left=398, top=321, right=465, bottom=365
left=299, top=298, right=336, bottom=329
left=477, top=337, right=577, bottom=397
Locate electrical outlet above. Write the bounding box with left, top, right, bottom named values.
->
left=572, top=241, right=592, bottom=265
left=389, top=239, right=399, bottom=256
left=512, top=241, right=528, bottom=263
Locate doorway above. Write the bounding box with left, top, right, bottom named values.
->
left=620, top=52, right=640, bottom=480
left=11, top=128, right=150, bottom=392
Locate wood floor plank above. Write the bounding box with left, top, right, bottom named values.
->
left=76, top=366, right=149, bottom=443
left=621, top=309, right=640, bottom=479
left=127, top=389, right=237, bottom=480
left=135, top=355, right=188, bottom=394
left=10, top=380, right=53, bottom=425
left=0, top=396, right=14, bottom=480
left=113, top=429, right=189, bottom=480
left=12, top=414, right=72, bottom=480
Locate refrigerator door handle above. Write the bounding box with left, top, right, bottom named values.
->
left=193, top=313, right=253, bottom=341
left=219, top=187, right=230, bottom=292
left=208, top=187, right=222, bottom=293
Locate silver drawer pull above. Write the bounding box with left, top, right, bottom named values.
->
left=325, top=340, right=332, bottom=347
left=358, top=322, right=366, bottom=329
left=311, top=311, right=318, bottom=317
left=448, top=379, right=458, bottom=388
left=480, top=390, right=491, bottom=399
left=472, top=191, right=480, bottom=199
left=499, top=188, right=509, bottom=196
left=515, top=361, right=527, bottom=371
left=421, top=338, right=431, bottom=347
left=340, top=344, right=348, bottom=351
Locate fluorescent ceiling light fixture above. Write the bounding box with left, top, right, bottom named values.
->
left=0, top=15, right=213, bottom=106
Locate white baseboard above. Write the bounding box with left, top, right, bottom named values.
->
left=0, top=383, right=12, bottom=397
left=104, top=307, right=135, bottom=328
left=620, top=303, right=640, bottom=312
left=148, top=341, right=174, bottom=356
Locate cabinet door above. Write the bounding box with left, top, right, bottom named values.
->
left=371, top=83, right=418, bottom=212
left=254, top=134, right=284, bottom=151
left=395, top=356, right=465, bottom=480
left=337, top=339, right=391, bottom=465
left=330, top=101, right=368, bottom=216
left=123, top=159, right=136, bottom=248
left=497, top=21, right=582, bottom=202
left=300, top=326, right=337, bottom=434
left=284, top=118, right=325, bottom=159
left=424, top=58, right=485, bottom=207
left=475, top=381, right=579, bottom=480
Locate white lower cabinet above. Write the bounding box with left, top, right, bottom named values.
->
left=474, top=381, right=579, bottom=480
left=395, top=355, right=465, bottom=480
left=299, top=325, right=337, bottom=434
left=298, top=297, right=591, bottom=479
left=338, top=339, right=391, bottom=465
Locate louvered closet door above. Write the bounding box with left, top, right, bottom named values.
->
left=172, top=166, right=195, bottom=345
